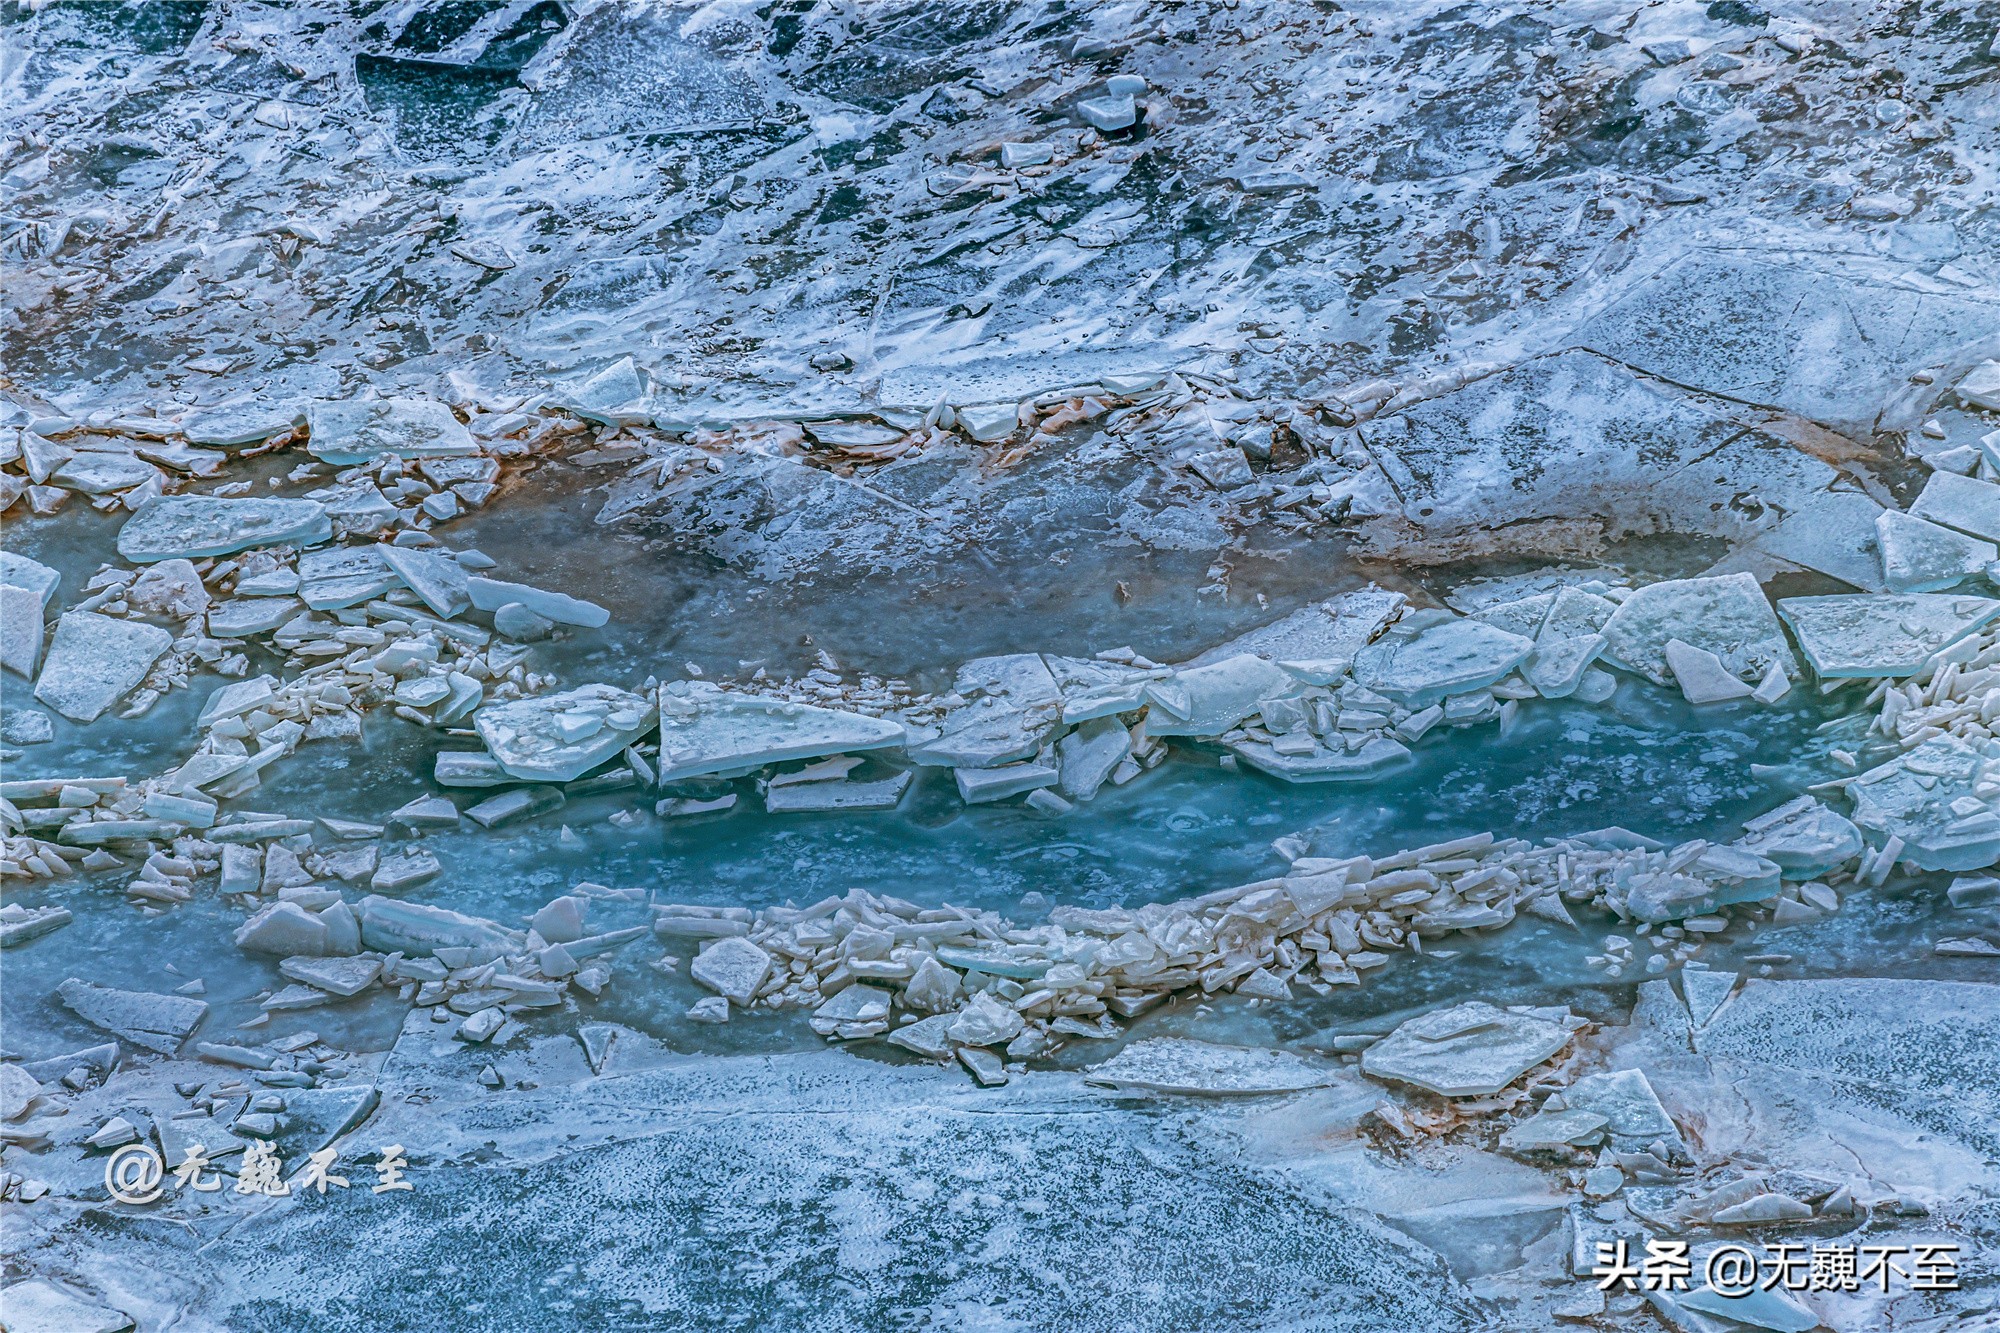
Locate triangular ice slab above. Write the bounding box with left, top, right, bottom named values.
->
left=1877, top=509, right=1996, bottom=592
left=1681, top=970, right=1738, bottom=1028
left=1665, top=639, right=1752, bottom=704
left=1469, top=594, right=1554, bottom=640
left=381, top=544, right=472, bottom=618
left=1522, top=633, right=1603, bottom=698
left=1539, top=587, right=1618, bottom=640
left=656, top=681, right=905, bottom=781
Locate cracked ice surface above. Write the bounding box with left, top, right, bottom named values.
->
left=4, top=2, right=2000, bottom=1331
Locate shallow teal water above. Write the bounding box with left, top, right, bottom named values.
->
left=2, top=663, right=1850, bottom=1059
left=0, top=484, right=1880, bottom=1066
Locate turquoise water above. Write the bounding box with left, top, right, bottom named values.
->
left=0, top=481, right=1873, bottom=1065
left=2, top=664, right=1846, bottom=1059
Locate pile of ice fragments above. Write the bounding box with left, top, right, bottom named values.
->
left=660, top=833, right=1602, bottom=1080
left=1, top=502, right=601, bottom=909
left=0, top=392, right=582, bottom=525
left=661, top=782, right=1888, bottom=1075
left=6, top=358, right=2000, bottom=1082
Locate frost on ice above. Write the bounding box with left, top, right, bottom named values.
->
left=4, top=1, right=2000, bottom=1330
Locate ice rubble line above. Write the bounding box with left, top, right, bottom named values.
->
left=3, top=538, right=1984, bottom=850
left=5, top=545, right=1989, bottom=927
left=3, top=384, right=583, bottom=538
left=0, top=556, right=582, bottom=904
left=446, top=577, right=1594, bottom=795
left=667, top=811, right=1862, bottom=1059
left=8, top=356, right=1254, bottom=542
left=0, top=757, right=1916, bottom=1062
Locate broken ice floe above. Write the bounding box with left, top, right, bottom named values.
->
left=0, top=903, right=73, bottom=948
left=32, top=612, right=170, bottom=723
left=906, top=653, right=1064, bottom=766
left=656, top=682, right=905, bottom=781
left=1735, top=798, right=1863, bottom=879
left=1599, top=573, right=1793, bottom=688
left=0, top=559, right=56, bottom=679
left=379, top=544, right=472, bottom=618
left=304, top=399, right=479, bottom=466
left=1186, top=586, right=1405, bottom=681
left=474, top=684, right=657, bottom=783
left=1777, top=593, right=2000, bottom=678
left=116, top=495, right=330, bottom=562
left=297, top=544, right=400, bottom=610
left=764, top=770, right=912, bottom=813
left=1360, top=1002, right=1576, bottom=1098
left=1, top=551, right=60, bottom=606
